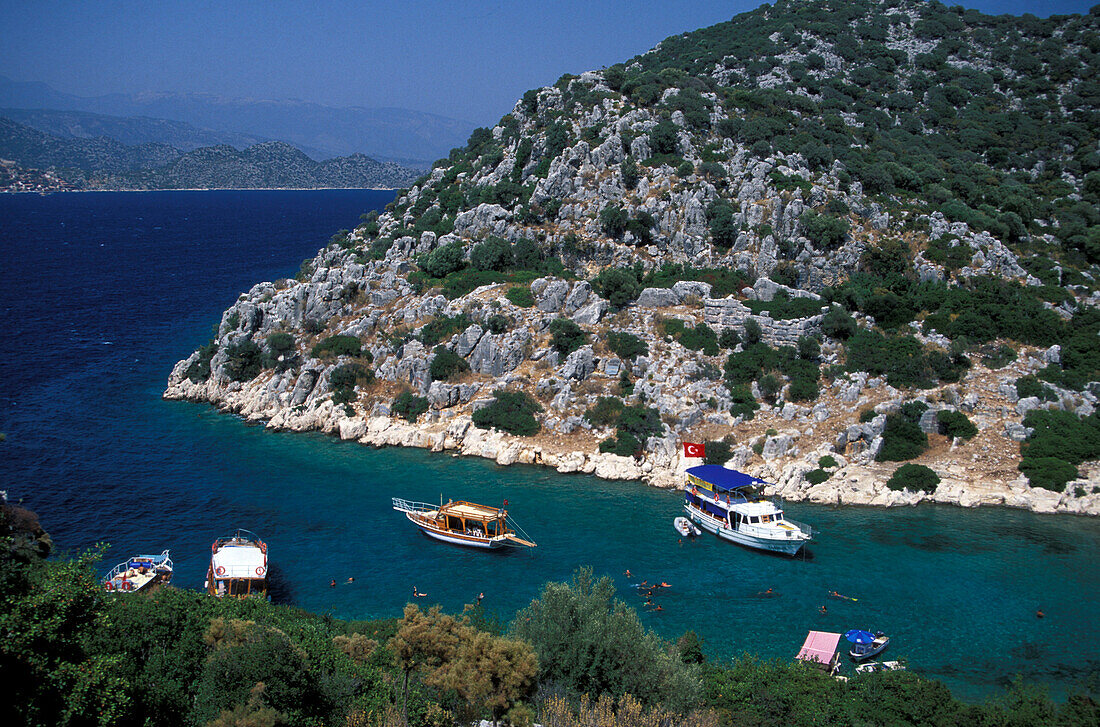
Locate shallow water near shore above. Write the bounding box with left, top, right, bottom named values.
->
left=1, top=190, right=1098, bottom=702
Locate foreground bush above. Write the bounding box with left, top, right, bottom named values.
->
left=391, top=391, right=430, bottom=422
left=886, top=463, right=941, bottom=493
left=472, top=390, right=542, bottom=436
left=224, top=339, right=262, bottom=382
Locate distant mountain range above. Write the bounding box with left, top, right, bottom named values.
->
left=0, top=76, right=474, bottom=166
left=0, top=117, right=423, bottom=190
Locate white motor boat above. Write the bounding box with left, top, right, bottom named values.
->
left=683, top=465, right=812, bottom=555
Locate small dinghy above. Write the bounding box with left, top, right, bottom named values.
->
left=674, top=516, right=701, bottom=537
left=846, top=629, right=890, bottom=661
left=855, top=660, right=906, bottom=674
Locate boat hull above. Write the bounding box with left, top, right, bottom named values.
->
left=850, top=639, right=890, bottom=661
left=417, top=522, right=506, bottom=549
left=687, top=506, right=809, bottom=555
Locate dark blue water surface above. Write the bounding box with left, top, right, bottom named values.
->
left=1, top=190, right=1098, bottom=702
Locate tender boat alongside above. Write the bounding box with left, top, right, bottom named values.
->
left=205, top=529, right=268, bottom=598
left=393, top=497, right=536, bottom=549
left=104, top=550, right=173, bottom=593
left=683, top=465, right=812, bottom=555
left=673, top=516, right=701, bottom=537
left=855, top=660, right=906, bottom=674
left=846, top=629, right=890, bottom=661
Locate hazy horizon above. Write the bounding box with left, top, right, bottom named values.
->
left=2, top=0, right=1095, bottom=127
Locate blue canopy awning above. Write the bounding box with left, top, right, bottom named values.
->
left=686, top=465, right=770, bottom=492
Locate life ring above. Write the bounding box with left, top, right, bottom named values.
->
left=215, top=566, right=225, bottom=576
left=259, top=543, right=267, bottom=554
left=105, top=581, right=114, bottom=592
left=122, top=580, right=133, bottom=591
left=255, top=566, right=266, bottom=577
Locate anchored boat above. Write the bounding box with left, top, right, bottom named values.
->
left=846, top=629, right=891, bottom=661
left=205, top=529, right=269, bottom=598
left=393, top=497, right=536, bottom=549
left=104, top=550, right=173, bottom=593
left=683, top=465, right=813, bottom=555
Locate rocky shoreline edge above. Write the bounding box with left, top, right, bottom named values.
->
left=164, top=369, right=1100, bottom=517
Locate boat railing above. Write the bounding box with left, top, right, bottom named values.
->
left=392, top=498, right=436, bottom=515
left=105, top=549, right=172, bottom=581
left=785, top=518, right=814, bottom=537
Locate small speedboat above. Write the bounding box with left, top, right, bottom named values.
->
left=674, top=516, right=701, bottom=537
left=846, top=629, right=890, bottom=661
left=855, top=660, right=906, bottom=674
left=393, top=497, right=536, bottom=549
left=104, top=550, right=173, bottom=593
left=205, top=529, right=268, bottom=598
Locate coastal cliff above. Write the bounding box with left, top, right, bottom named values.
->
left=168, top=0, right=1100, bottom=516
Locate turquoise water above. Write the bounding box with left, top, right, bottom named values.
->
left=1, top=191, right=1097, bottom=702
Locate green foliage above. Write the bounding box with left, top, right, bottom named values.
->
left=876, top=411, right=929, bottom=462
left=745, top=294, right=824, bottom=320
left=506, top=285, right=535, bottom=308
left=728, top=384, right=759, bottom=420
left=592, top=267, right=641, bottom=308
left=429, top=346, right=470, bottom=382
left=600, top=205, right=628, bottom=238
left=937, top=410, right=978, bottom=440
left=550, top=318, right=588, bottom=355
left=704, top=439, right=733, bottom=465
left=805, top=468, right=830, bottom=485
left=311, top=334, right=364, bottom=359
left=470, top=236, right=514, bottom=272
left=486, top=314, right=510, bottom=334
left=224, top=339, right=263, bottom=382
left=607, top=331, right=648, bottom=359
left=742, top=318, right=762, bottom=345
left=822, top=306, right=857, bottom=340
left=640, top=263, right=752, bottom=298
left=186, top=340, right=218, bottom=383
left=472, top=390, right=542, bottom=436
left=1016, top=374, right=1057, bottom=402
left=421, top=241, right=466, bottom=278
left=600, top=404, right=663, bottom=456
left=584, top=396, right=625, bottom=428
left=818, top=455, right=838, bottom=469
left=391, top=391, right=430, bottom=423
left=886, top=463, right=941, bottom=493
left=663, top=318, right=720, bottom=356
left=511, top=567, right=701, bottom=711
left=1018, top=410, right=1100, bottom=491
left=419, top=313, right=472, bottom=347
left=329, top=362, right=373, bottom=405
left=845, top=331, right=948, bottom=389
left=718, top=328, right=740, bottom=349
left=800, top=211, right=849, bottom=249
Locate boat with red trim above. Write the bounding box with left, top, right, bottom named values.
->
left=204, top=529, right=268, bottom=598
left=103, top=550, right=173, bottom=593
left=393, top=497, right=536, bottom=549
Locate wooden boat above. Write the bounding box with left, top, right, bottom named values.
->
left=204, top=529, right=268, bottom=598
left=673, top=516, right=701, bottom=537
left=846, top=629, right=891, bottom=661
left=684, top=465, right=813, bottom=555
left=104, top=550, right=173, bottom=593
left=392, top=497, right=536, bottom=549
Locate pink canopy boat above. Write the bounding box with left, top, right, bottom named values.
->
left=796, top=630, right=842, bottom=676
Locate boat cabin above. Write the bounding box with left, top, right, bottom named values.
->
left=206, top=530, right=268, bottom=598
left=433, top=500, right=508, bottom=537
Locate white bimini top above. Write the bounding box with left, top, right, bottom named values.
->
left=212, top=544, right=266, bottom=580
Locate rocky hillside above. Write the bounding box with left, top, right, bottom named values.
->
left=0, top=118, right=423, bottom=189
left=167, top=0, right=1100, bottom=516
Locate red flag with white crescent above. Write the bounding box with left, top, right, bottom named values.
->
left=683, top=442, right=705, bottom=458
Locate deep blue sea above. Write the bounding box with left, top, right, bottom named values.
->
left=1, top=190, right=1098, bottom=702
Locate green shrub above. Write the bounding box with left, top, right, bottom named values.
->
left=224, top=340, right=263, bottom=382
left=758, top=374, right=782, bottom=403
left=886, top=463, right=941, bottom=493
left=718, top=329, right=740, bottom=349
left=266, top=332, right=295, bottom=354
left=592, top=268, right=641, bottom=308
left=859, top=408, right=878, bottom=423
left=312, top=335, right=363, bottom=359
left=600, top=205, right=629, bottom=238
left=822, top=306, right=857, bottom=339
left=1018, top=457, right=1080, bottom=492
left=787, top=376, right=819, bottom=402
left=743, top=319, right=763, bottom=345
left=1017, top=410, right=1100, bottom=491
left=981, top=344, right=1017, bottom=369
left=800, top=210, right=850, bottom=249
left=1015, top=375, right=1056, bottom=401
left=329, top=363, right=373, bottom=405
left=797, top=336, right=820, bottom=361
left=429, top=346, right=470, bottom=381
left=506, top=286, right=535, bottom=308
left=728, top=384, right=759, bottom=420
left=585, top=397, right=625, bottom=428
left=845, top=331, right=937, bottom=389
left=486, top=314, right=510, bottom=334
left=876, top=413, right=929, bottom=462
left=599, top=431, right=642, bottom=457
left=419, top=314, right=472, bottom=346
left=550, top=318, right=587, bottom=355
left=704, top=440, right=732, bottom=465
left=420, top=240, right=466, bottom=278
left=186, top=341, right=217, bottom=383
left=937, top=410, right=978, bottom=440
left=805, top=469, right=830, bottom=485
left=392, top=391, right=430, bottom=422
left=470, top=236, right=514, bottom=272
left=663, top=319, right=720, bottom=355
left=472, top=390, right=542, bottom=436
left=607, top=331, right=648, bottom=359
left=818, top=455, right=838, bottom=468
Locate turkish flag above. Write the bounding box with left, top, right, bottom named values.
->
left=683, top=442, right=705, bottom=458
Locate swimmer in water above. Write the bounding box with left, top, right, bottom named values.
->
left=330, top=579, right=336, bottom=588
left=819, top=604, right=828, bottom=614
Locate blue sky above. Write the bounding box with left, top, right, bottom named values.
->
left=1, top=0, right=1094, bottom=125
